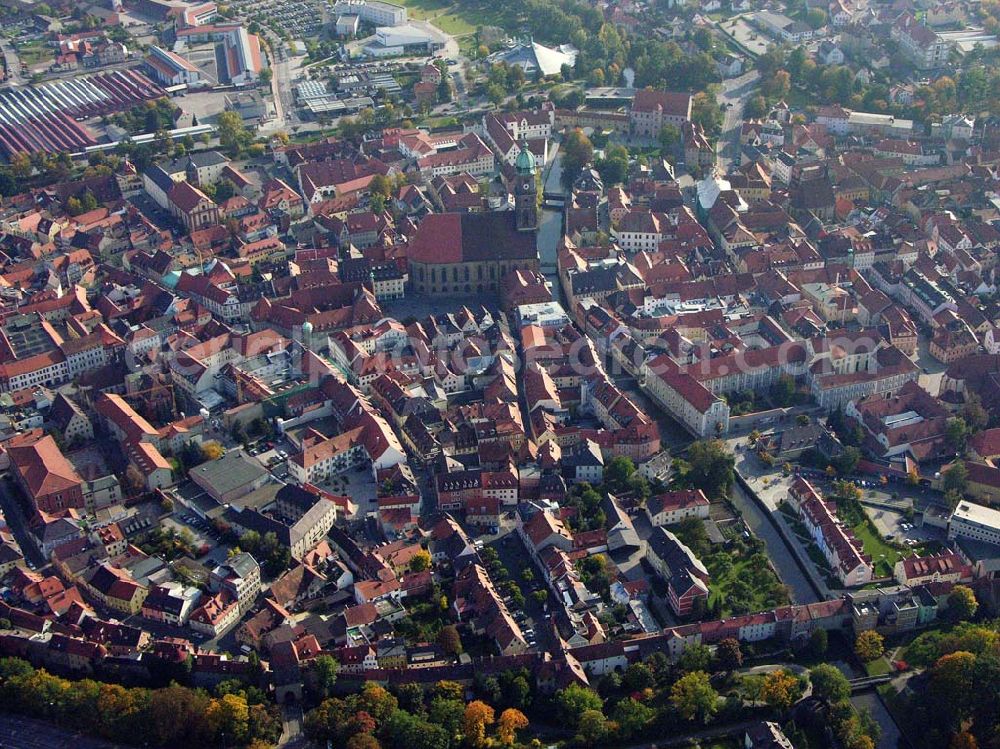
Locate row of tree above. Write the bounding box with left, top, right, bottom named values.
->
left=0, top=658, right=280, bottom=748
left=304, top=680, right=530, bottom=749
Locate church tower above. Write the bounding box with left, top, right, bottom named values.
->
left=514, top=140, right=538, bottom=232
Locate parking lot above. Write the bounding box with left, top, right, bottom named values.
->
left=247, top=436, right=296, bottom=481
left=716, top=16, right=772, bottom=57
left=864, top=503, right=945, bottom=547
left=319, top=468, right=377, bottom=517
left=230, top=0, right=325, bottom=38
left=487, top=529, right=554, bottom=653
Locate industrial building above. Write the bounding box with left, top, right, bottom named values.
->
left=333, top=0, right=407, bottom=27
left=362, top=25, right=442, bottom=58
left=0, top=70, right=164, bottom=158
left=220, top=26, right=264, bottom=86
left=145, top=46, right=202, bottom=86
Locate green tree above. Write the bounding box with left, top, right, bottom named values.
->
left=834, top=446, right=862, bottom=476
left=605, top=455, right=636, bottom=490
left=808, top=627, right=829, bottom=658
left=657, top=124, right=681, bottom=156
left=575, top=709, right=609, bottom=747
left=486, top=84, right=505, bottom=108
left=381, top=710, right=448, bottom=749
left=959, top=393, right=988, bottom=431
left=947, top=585, right=979, bottom=622
left=555, top=683, right=603, bottom=728
left=810, top=664, right=851, bottom=704
left=621, top=663, right=654, bottom=692
left=685, top=439, right=736, bottom=499
left=595, top=144, right=629, bottom=186
left=806, top=7, right=827, bottom=28
left=314, top=655, right=339, bottom=699
left=611, top=697, right=653, bottom=740
left=677, top=643, right=713, bottom=674
left=744, top=95, right=769, bottom=119
left=946, top=417, right=969, bottom=452
left=427, top=697, right=464, bottom=736
left=944, top=461, right=969, bottom=496
left=691, top=91, right=723, bottom=135
left=670, top=671, right=718, bottom=723
left=217, top=110, right=250, bottom=155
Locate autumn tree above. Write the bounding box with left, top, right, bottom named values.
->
left=760, top=669, right=802, bottom=711
left=846, top=736, right=875, bottom=749
left=204, top=693, right=251, bottom=746
left=358, top=683, right=398, bottom=726
left=670, top=671, right=718, bottom=723
left=951, top=731, right=979, bottom=749
left=931, top=651, right=977, bottom=722
left=714, top=638, right=743, bottom=673
left=855, top=631, right=884, bottom=663
left=10, top=152, right=31, bottom=178
left=461, top=700, right=495, bottom=748
left=560, top=128, right=594, bottom=188
left=437, top=625, right=463, bottom=656
left=496, top=708, right=528, bottom=746
left=410, top=549, right=431, bottom=572
left=217, top=110, right=250, bottom=155
left=347, top=735, right=382, bottom=749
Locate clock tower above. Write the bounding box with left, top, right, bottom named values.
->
left=514, top=139, right=538, bottom=232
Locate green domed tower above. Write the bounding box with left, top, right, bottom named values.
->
left=514, top=139, right=538, bottom=232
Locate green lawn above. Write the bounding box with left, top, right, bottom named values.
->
left=16, top=40, right=51, bottom=67
left=394, top=0, right=453, bottom=21
left=394, top=0, right=507, bottom=36
left=431, top=11, right=477, bottom=36
left=850, top=518, right=938, bottom=576
left=865, top=656, right=892, bottom=676
left=706, top=554, right=789, bottom=618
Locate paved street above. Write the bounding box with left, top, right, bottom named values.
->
left=278, top=704, right=306, bottom=748
left=0, top=476, right=45, bottom=567
left=716, top=70, right=761, bottom=173
left=851, top=690, right=901, bottom=749
left=538, top=143, right=564, bottom=278
left=914, top=334, right=948, bottom=396
left=0, top=714, right=124, bottom=749
left=0, top=39, right=25, bottom=87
